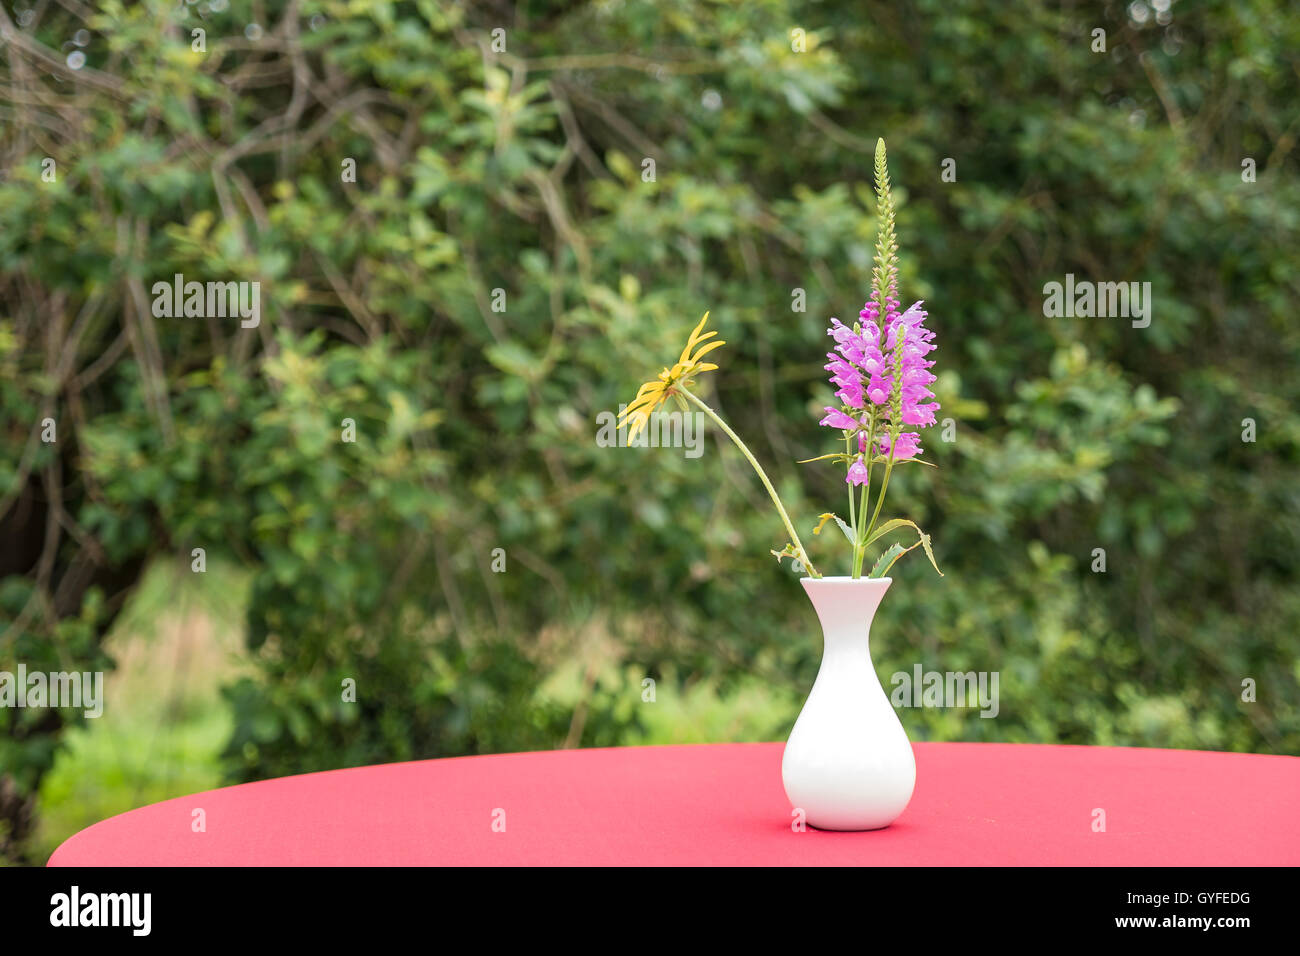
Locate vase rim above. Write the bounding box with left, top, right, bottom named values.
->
left=801, top=575, right=892, bottom=584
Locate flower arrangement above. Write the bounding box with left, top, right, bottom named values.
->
left=620, top=139, right=942, bottom=580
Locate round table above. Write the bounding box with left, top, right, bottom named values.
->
left=48, top=742, right=1300, bottom=866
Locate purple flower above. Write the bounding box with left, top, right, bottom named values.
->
left=867, top=376, right=891, bottom=406
left=886, top=301, right=940, bottom=432
left=824, top=354, right=865, bottom=408
left=878, top=432, right=923, bottom=460
left=819, top=407, right=859, bottom=430
left=820, top=294, right=940, bottom=481
left=836, top=379, right=864, bottom=408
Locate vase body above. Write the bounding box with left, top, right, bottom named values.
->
left=782, top=576, right=916, bottom=830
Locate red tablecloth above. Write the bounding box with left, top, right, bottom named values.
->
left=47, top=742, right=1300, bottom=866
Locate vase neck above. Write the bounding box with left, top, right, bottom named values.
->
left=800, top=577, right=892, bottom=649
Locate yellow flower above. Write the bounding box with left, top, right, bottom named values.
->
left=618, top=312, right=725, bottom=441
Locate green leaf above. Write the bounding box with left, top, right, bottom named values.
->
left=869, top=542, right=907, bottom=578
left=870, top=455, right=936, bottom=467
left=864, top=517, right=915, bottom=547
left=864, top=519, right=944, bottom=576
left=770, top=543, right=798, bottom=565
left=813, top=512, right=855, bottom=546
left=770, top=543, right=809, bottom=576
left=485, top=342, right=548, bottom=383
left=916, top=530, right=944, bottom=577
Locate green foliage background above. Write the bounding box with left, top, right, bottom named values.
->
left=2, top=1, right=1298, bottom=861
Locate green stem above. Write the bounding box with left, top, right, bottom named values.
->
left=851, top=411, right=879, bottom=579
left=846, top=433, right=856, bottom=536
left=852, top=484, right=868, bottom=578
left=863, top=453, right=897, bottom=555
left=679, top=385, right=820, bottom=578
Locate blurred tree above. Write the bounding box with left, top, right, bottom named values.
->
left=1, top=0, right=1297, bottom=861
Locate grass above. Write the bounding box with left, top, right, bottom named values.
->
left=33, top=558, right=251, bottom=863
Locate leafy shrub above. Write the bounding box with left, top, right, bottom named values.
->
left=2, top=0, right=1297, bottom=860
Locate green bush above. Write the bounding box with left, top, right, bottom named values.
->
left=2, top=0, right=1297, bottom=861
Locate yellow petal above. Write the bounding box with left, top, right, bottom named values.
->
left=664, top=362, right=691, bottom=383
left=621, top=381, right=660, bottom=406
left=689, top=311, right=710, bottom=342
left=619, top=397, right=654, bottom=421
left=619, top=382, right=666, bottom=421
left=687, top=339, right=725, bottom=364
left=679, top=311, right=712, bottom=359
left=625, top=411, right=650, bottom=441
left=681, top=335, right=716, bottom=362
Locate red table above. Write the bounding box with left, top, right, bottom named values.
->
left=48, top=742, right=1300, bottom=866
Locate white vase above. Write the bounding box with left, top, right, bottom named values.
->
left=782, top=576, right=916, bottom=830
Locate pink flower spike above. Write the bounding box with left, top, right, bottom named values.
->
left=879, top=432, right=923, bottom=460
left=819, top=407, right=859, bottom=430
left=897, top=301, right=927, bottom=326
left=836, top=380, right=865, bottom=408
